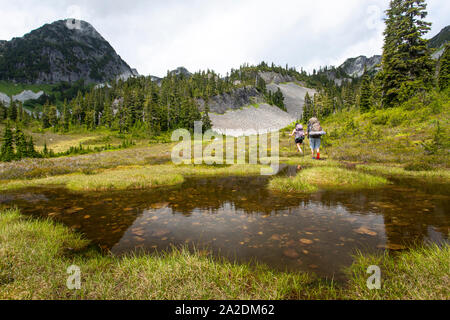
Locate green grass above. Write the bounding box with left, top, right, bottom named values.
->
left=269, top=167, right=389, bottom=193
left=1, top=208, right=448, bottom=300
left=319, top=90, right=450, bottom=166
left=356, top=164, right=450, bottom=184
left=269, top=175, right=319, bottom=193
left=279, top=156, right=341, bottom=167
left=0, top=163, right=267, bottom=191
left=344, top=245, right=450, bottom=300
left=0, top=81, right=55, bottom=96
left=0, top=208, right=335, bottom=300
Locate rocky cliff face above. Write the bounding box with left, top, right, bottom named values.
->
left=169, top=67, right=192, bottom=77
left=197, top=86, right=265, bottom=114
left=339, top=55, right=382, bottom=78
left=0, top=19, right=137, bottom=84
left=319, top=55, right=381, bottom=84
left=258, top=71, right=296, bottom=84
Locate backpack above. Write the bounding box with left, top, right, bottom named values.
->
left=308, top=118, right=326, bottom=137
left=295, top=124, right=305, bottom=138
left=308, top=118, right=322, bottom=132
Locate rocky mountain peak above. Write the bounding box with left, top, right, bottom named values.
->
left=169, top=67, right=192, bottom=77
left=0, top=19, right=138, bottom=84
left=339, top=55, right=382, bottom=78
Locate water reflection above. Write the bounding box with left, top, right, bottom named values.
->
left=1, top=174, right=448, bottom=280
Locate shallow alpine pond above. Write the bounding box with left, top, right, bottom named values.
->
left=1, top=170, right=449, bottom=280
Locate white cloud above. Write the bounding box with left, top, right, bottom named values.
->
left=0, top=0, right=448, bottom=77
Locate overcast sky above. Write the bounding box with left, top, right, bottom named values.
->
left=0, top=0, right=448, bottom=77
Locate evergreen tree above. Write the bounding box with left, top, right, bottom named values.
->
left=41, top=103, right=51, bottom=128
left=438, top=44, right=450, bottom=91
left=360, top=73, right=372, bottom=113
left=14, top=129, right=28, bottom=159
left=202, top=105, right=212, bottom=132
left=381, top=0, right=434, bottom=107
left=344, top=83, right=356, bottom=108
left=48, top=105, right=58, bottom=128
left=103, top=100, right=113, bottom=128
left=321, top=93, right=334, bottom=117
left=126, top=104, right=136, bottom=130
left=0, top=125, right=15, bottom=162
left=302, top=92, right=313, bottom=123
left=271, top=88, right=286, bottom=111
left=17, top=102, right=24, bottom=122
left=256, top=76, right=266, bottom=94
left=62, top=100, right=70, bottom=131
left=27, top=136, right=39, bottom=158
left=0, top=102, right=7, bottom=120
left=42, top=142, right=49, bottom=157
left=8, top=100, right=18, bottom=121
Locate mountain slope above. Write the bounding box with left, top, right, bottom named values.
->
left=429, top=25, right=450, bottom=49
left=0, top=19, right=138, bottom=84
left=267, top=83, right=316, bottom=120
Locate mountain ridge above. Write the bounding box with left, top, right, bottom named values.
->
left=0, top=19, right=138, bottom=84
left=429, top=25, right=450, bottom=49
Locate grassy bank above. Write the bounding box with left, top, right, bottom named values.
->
left=0, top=164, right=267, bottom=191
left=269, top=166, right=389, bottom=193
left=0, top=208, right=448, bottom=300
left=318, top=91, right=450, bottom=167
left=344, top=245, right=450, bottom=300
left=356, top=164, right=450, bottom=184
left=0, top=208, right=335, bottom=300
left=0, top=80, right=54, bottom=96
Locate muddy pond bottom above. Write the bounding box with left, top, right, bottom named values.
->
left=1, top=175, right=449, bottom=280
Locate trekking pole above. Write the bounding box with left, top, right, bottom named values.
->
left=305, top=137, right=307, bottom=158
left=302, top=139, right=305, bottom=157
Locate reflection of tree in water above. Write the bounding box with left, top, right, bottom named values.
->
left=6, top=188, right=142, bottom=250
left=167, top=177, right=449, bottom=246
left=167, top=176, right=309, bottom=216
left=3, top=176, right=449, bottom=251
left=312, top=188, right=449, bottom=247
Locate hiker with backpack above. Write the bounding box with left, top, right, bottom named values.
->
left=290, top=123, right=305, bottom=154
left=307, top=117, right=326, bottom=160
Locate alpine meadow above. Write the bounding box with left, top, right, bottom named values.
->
left=0, top=0, right=449, bottom=305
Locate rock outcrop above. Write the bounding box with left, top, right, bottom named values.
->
left=197, top=86, right=265, bottom=114
left=339, top=55, right=382, bottom=78
left=258, top=71, right=296, bottom=84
